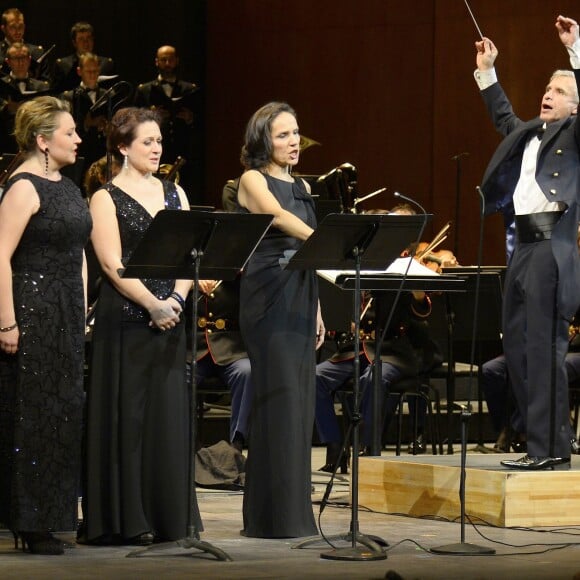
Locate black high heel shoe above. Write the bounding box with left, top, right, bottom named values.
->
left=319, top=442, right=350, bottom=474
left=125, top=532, right=155, bottom=546
left=16, top=531, right=65, bottom=555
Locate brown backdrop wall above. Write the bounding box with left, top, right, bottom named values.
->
left=4, top=1, right=580, bottom=265
left=205, top=0, right=580, bottom=266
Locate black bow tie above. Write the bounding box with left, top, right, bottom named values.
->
left=535, top=125, right=546, bottom=140
left=161, top=80, right=176, bottom=88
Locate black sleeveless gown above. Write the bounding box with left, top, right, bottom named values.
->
left=240, top=174, right=318, bottom=538
left=0, top=173, right=91, bottom=533
left=82, top=180, right=201, bottom=542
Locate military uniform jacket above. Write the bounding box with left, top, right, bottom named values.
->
left=328, top=292, right=440, bottom=378
left=133, top=78, right=198, bottom=110
left=54, top=53, right=115, bottom=92
left=0, top=40, right=50, bottom=82
left=61, top=85, right=107, bottom=165
left=195, top=278, right=248, bottom=366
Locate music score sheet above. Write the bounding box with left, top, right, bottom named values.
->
left=317, top=256, right=439, bottom=284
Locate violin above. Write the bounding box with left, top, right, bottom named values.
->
left=415, top=243, right=459, bottom=272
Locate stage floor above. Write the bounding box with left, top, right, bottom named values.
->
left=1, top=446, right=579, bottom=579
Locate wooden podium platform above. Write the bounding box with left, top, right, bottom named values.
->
left=358, top=454, right=580, bottom=527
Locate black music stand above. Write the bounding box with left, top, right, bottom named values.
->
left=287, top=212, right=427, bottom=561
left=121, top=209, right=273, bottom=560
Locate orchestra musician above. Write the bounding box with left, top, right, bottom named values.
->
left=133, top=45, right=199, bottom=198
left=194, top=278, right=253, bottom=452
left=315, top=208, right=450, bottom=471
left=0, top=43, right=50, bottom=153
left=61, top=53, right=109, bottom=191
left=0, top=8, right=51, bottom=83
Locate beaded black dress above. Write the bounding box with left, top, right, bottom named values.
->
left=240, top=174, right=319, bottom=538
left=82, top=180, right=201, bottom=543
left=0, top=173, right=91, bottom=533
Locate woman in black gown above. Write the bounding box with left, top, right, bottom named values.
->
left=0, top=96, right=91, bottom=555
left=236, top=102, right=325, bottom=538
left=81, top=107, right=199, bottom=545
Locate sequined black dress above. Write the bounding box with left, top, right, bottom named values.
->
left=82, top=181, right=201, bottom=543
left=0, top=173, right=91, bottom=533
left=240, top=175, right=319, bottom=538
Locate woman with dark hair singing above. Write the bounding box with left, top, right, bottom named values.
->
left=236, top=101, right=325, bottom=538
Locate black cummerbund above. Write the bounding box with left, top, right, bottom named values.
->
left=515, top=210, right=564, bottom=243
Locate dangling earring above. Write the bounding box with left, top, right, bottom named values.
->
left=123, top=155, right=129, bottom=171
left=43, top=148, right=49, bottom=177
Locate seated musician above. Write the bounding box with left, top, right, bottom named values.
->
left=190, top=179, right=254, bottom=452
left=195, top=278, right=253, bottom=452
left=315, top=207, right=448, bottom=472
left=315, top=291, right=441, bottom=472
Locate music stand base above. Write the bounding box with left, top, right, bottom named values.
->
left=321, top=545, right=387, bottom=561
left=126, top=537, right=232, bottom=560
left=430, top=542, right=495, bottom=555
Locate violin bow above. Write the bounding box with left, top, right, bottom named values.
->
left=416, top=221, right=452, bottom=259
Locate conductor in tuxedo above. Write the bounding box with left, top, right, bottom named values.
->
left=474, top=15, right=580, bottom=470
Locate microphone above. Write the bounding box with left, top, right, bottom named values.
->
left=90, top=81, right=132, bottom=113
left=393, top=190, right=427, bottom=216
left=451, top=151, right=469, bottom=161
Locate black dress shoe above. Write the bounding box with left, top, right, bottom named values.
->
left=407, top=435, right=426, bottom=455
left=511, top=438, right=527, bottom=453
left=571, top=436, right=580, bottom=455
left=319, top=442, right=349, bottom=474
left=500, top=454, right=571, bottom=471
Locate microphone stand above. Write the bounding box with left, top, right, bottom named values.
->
left=430, top=187, right=495, bottom=556
left=451, top=152, right=468, bottom=257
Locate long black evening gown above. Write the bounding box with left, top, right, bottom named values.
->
left=240, top=174, right=318, bottom=538
left=0, top=173, right=91, bottom=533
left=82, top=180, right=201, bottom=543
